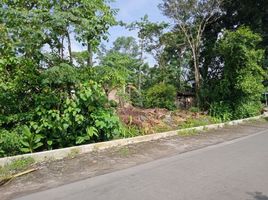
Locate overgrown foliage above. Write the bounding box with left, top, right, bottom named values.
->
left=209, top=27, right=265, bottom=120
left=0, top=0, right=122, bottom=157
left=1, top=0, right=267, bottom=158
left=159, top=0, right=222, bottom=104
left=145, top=83, right=177, bottom=110
left=0, top=78, right=123, bottom=156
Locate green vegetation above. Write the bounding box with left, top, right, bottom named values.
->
left=0, top=158, right=35, bottom=179
left=209, top=102, right=233, bottom=122
left=0, top=0, right=121, bottom=157
left=1, top=80, right=122, bottom=156
left=178, top=129, right=199, bottom=137
left=0, top=0, right=267, bottom=157
left=208, top=27, right=265, bottom=120
left=117, top=147, right=131, bottom=157
left=0, top=130, right=21, bottom=157
left=145, top=83, right=177, bottom=110
left=180, top=117, right=221, bottom=129
left=67, top=149, right=81, bottom=159
left=189, top=107, right=200, bottom=113
left=117, top=125, right=141, bottom=139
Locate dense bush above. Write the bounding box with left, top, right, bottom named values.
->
left=233, top=101, right=262, bottom=119
left=0, top=54, right=140, bottom=157
left=209, top=102, right=232, bottom=122
left=0, top=0, right=121, bottom=157
left=144, top=83, right=177, bottom=110
left=41, top=81, right=120, bottom=147
left=0, top=129, right=21, bottom=157
left=208, top=27, right=265, bottom=120
left=0, top=76, right=123, bottom=156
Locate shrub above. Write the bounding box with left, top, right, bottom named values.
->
left=20, top=126, right=44, bottom=153
left=145, top=83, right=177, bottom=110
left=0, top=129, right=21, bottom=157
left=28, top=81, right=122, bottom=149
left=207, top=27, right=265, bottom=120
left=117, top=124, right=141, bottom=139
left=0, top=81, right=123, bottom=157
left=189, top=107, right=200, bottom=113
left=209, top=102, right=232, bottom=122
left=180, top=116, right=221, bottom=129
left=233, top=101, right=262, bottom=119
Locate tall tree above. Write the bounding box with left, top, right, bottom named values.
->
left=98, top=37, right=147, bottom=95
left=111, top=36, right=140, bottom=58
left=221, top=0, right=268, bottom=66
left=159, top=31, right=192, bottom=91
left=159, top=0, right=222, bottom=104
left=127, top=15, right=151, bottom=94
left=210, top=27, right=265, bottom=119
left=127, top=15, right=169, bottom=105
left=201, top=0, right=268, bottom=102
left=72, top=0, right=117, bottom=67
left=0, top=0, right=116, bottom=68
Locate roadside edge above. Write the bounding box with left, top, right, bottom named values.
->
left=1, top=113, right=267, bottom=166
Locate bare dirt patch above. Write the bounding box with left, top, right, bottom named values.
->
left=1, top=119, right=268, bottom=200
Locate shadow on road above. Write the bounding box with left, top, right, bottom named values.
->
left=248, top=192, right=268, bottom=200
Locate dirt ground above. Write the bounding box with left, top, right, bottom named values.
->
left=1, top=119, right=268, bottom=200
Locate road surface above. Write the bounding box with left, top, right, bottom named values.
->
left=15, top=130, right=268, bottom=200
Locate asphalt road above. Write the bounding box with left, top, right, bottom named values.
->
left=15, top=130, right=268, bottom=200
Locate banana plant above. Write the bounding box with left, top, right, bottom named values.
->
left=20, top=126, right=44, bottom=153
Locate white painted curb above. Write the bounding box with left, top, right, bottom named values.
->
left=0, top=114, right=267, bottom=166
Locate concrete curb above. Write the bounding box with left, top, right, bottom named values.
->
left=0, top=114, right=267, bottom=166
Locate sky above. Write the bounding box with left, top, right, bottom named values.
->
left=107, top=0, right=168, bottom=43
left=72, top=0, right=169, bottom=65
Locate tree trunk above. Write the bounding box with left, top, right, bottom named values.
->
left=138, top=64, right=142, bottom=92
left=87, top=43, right=93, bottom=67
left=137, top=40, right=144, bottom=106
left=66, top=31, right=73, bottom=65
left=58, top=47, right=61, bottom=58
left=138, top=40, right=144, bottom=93
left=192, top=49, right=201, bottom=106
left=61, top=36, right=64, bottom=59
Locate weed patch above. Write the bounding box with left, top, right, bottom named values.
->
left=0, top=157, right=35, bottom=179
left=178, top=129, right=199, bottom=137
left=67, top=149, right=80, bottom=159
left=117, top=147, right=131, bottom=157
left=180, top=116, right=222, bottom=129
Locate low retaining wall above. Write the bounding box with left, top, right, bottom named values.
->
left=0, top=114, right=267, bottom=166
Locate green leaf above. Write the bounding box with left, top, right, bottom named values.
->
left=86, top=127, right=98, bottom=137
left=20, top=148, right=31, bottom=153
left=95, top=120, right=106, bottom=129
left=21, top=140, right=30, bottom=147
left=22, top=126, right=32, bottom=137
left=76, top=136, right=86, bottom=145
left=47, top=140, right=53, bottom=146
left=34, top=142, right=43, bottom=150
left=63, top=123, right=69, bottom=130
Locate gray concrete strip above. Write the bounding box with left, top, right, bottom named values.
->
left=15, top=128, right=268, bottom=200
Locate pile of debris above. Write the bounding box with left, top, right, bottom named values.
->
left=117, top=106, right=204, bottom=134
